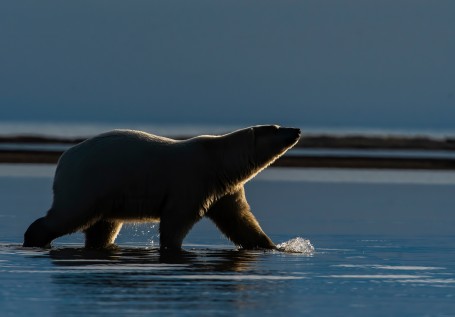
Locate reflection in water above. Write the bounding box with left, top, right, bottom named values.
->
left=2, top=236, right=454, bottom=317
left=48, top=247, right=295, bottom=315
left=49, top=247, right=261, bottom=270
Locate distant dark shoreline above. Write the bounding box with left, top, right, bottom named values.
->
left=2, top=133, right=455, bottom=150
left=1, top=134, right=455, bottom=170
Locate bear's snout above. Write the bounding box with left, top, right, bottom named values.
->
left=279, top=127, right=301, bottom=145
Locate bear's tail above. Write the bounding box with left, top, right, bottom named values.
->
left=23, top=216, right=57, bottom=248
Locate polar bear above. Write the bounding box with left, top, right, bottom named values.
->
left=23, top=125, right=301, bottom=250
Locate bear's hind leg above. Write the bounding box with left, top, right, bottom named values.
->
left=206, top=187, right=276, bottom=250
left=159, top=208, right=201, bottom=251
left=23, top=216, right=62, bottom=248
left=84, top=220, right=122, bottom=249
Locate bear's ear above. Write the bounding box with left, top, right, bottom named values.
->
left=251, top=125, right=280, bottom=145
left=250, top=127, right=255, bottom=142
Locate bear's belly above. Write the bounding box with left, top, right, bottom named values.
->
left=101, top=196, right=165, bottom=222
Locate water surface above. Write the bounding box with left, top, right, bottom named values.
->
left=1, top=165, right=454, bottom=316
left=1, top=236, right=454, bottom=317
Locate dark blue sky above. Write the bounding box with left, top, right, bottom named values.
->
left=1, top=1, right=454, bottom=130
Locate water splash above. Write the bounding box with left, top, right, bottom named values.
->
left=127, top=223, right=158, bottom=246
left=276, top=237, right=315, bottom=255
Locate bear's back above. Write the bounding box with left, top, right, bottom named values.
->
left=53, top=130, right=180, bottom=194
left=61, top=129, right=176, bottom=161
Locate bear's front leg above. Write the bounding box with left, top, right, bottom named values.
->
left=206, top=187, right=276, bottom=250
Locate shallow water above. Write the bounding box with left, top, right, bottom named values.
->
left=1, top=236, right=454, bottom=317
left=1, top=165, right=455, bottom=316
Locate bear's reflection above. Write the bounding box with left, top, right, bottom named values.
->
left=48, top=247, right=283, bottom=314
left=49, top=246, right=259, bottom=271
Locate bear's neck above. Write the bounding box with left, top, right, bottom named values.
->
left=181, top=135, right=258, bottom=199
left=206, top=146, right=258, bottom=196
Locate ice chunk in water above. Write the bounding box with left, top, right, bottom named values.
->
left=276, top=237, right=315, bottom=254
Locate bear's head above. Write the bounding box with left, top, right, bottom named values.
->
left=251, top=125, right=301, bottom=169
left=195, top=125, right=300, bottom=189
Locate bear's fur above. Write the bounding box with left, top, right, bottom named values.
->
left=23, top=125, right=301, bottom=250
